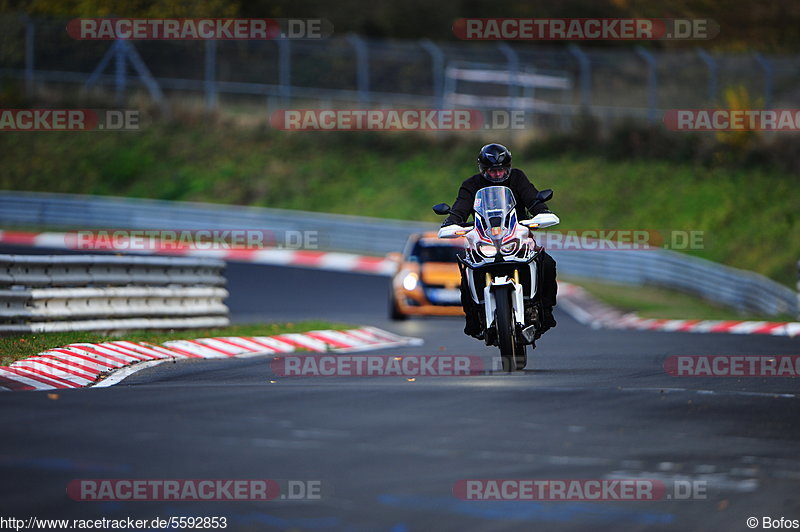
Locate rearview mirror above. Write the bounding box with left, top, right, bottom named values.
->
left=536, top=189, right=553, bottom=203
left=432, top=203, right=451, bottom=215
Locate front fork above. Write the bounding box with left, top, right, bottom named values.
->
left=483, top=272, right=526, bottom=331
left=459, top=259, right=539, bottom=344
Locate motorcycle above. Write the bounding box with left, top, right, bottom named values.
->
left=434, top=186, right=559, bottom=372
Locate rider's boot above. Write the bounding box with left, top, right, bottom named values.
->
left=463, top=305, right=485, bottom=340
left=541, top=305, right=557, bottom=331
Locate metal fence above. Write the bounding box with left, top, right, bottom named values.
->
left=0, top=191, right=796, bottom=317
left=0, top=253, right=230, bottom=333
left=2, top=14, right=800, bottom=131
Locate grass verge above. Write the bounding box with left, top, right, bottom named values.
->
left=565, top=276, right=796, bottom=322
left=0, top=321, right=348, bottom=366
left=1, top=121, right=797, bottom=286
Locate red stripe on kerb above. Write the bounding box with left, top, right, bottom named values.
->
left=108, top=342, right=169, bottom=359
left=51, top=348, right=126, bottom=367
left=709, top=322, right=738, bottom=333
left=139, top=342, right=185, bottom=357
left=271, top=335, right=324, bottom=351
left=303, top=332, right=353, bottom=349
left=10, top=365, right=85, bottom=387
left=353, top=328, right=395, bottom=342
left=290, top=251, right=325, bottom=266
left=186, top=340, right=237, bottom=357
left=0, top=372, right=36, bottom=391
left=752, top=322, right=788, bottom=334
left=224, top=249, right=259, bottom=261
left=67, top=344, right=138, bottom=364
left=23, top=358, right=95, bottom=380
left=0, top=366, right=74, bottom=388
left=206, top=337, right=259, bottom=352
left=355, top=256, right=388, bottom=271
left=36, top=354, right=100, bottom=377
left=337, top=329, right=376, bottom=343
left=158, top=345, right=204, bottom=358
left=71, top=344, right=141, bottom=362
left=104, top=341, right=164, bottom=360
left=246, top=337, right=290, bottom=352
left=0, top=231, right=38, bottom=244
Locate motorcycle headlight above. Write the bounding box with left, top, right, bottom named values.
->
left=500, top=240, right=519, bottom=255
left=478, top=244, right=497, bottom=257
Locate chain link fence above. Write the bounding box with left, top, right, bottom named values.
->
left=3, top=14, right=800, bottom=131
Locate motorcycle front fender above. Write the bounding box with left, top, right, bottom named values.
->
left=484, top=278, right=526, bottom=329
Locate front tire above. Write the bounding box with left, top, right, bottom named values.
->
left=493, top=286, right=517, bottom=372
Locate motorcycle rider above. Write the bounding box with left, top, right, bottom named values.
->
left=441, top=143, right=558, bottom=340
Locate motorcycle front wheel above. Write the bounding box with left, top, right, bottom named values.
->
left=493, top=286, right=517, bottom=372
left=515, top=343, right=528, bottom=371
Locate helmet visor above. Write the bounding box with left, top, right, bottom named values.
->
left=483, top=167, right=509, bottom=182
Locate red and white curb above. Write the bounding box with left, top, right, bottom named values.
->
left=0, top=327, right=423, bottom=392
left=558, top=282, right=800, bottom=338
left=0, top=230, right=395, bottom=276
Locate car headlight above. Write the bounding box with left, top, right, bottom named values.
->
left=402, top=272, right=418, bottom=291
left=478, top=244, right=497, bottom=257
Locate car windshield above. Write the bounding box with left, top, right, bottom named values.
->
left=411, top=243, right=461, bottom=263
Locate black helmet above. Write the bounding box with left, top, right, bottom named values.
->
left=477, top=143, right=512, bottom=183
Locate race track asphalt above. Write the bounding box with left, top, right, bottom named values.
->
left=1, top=250, right=799, bottom=531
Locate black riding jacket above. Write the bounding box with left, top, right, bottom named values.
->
left=442, top=168, right=549, bottom=226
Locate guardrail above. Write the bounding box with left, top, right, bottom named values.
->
left=0, top=191, right=796, bottom=318
left=550, top=248, right=798, bottom=318
left=0, top=253, right=229, bottom=334
left=0, top=191, right=433, bottom=256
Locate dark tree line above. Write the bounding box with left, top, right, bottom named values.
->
left=5, top=0, right=799, bottom=51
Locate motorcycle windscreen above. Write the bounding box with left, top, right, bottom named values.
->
left=473, top=186, right=516, bottom=241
